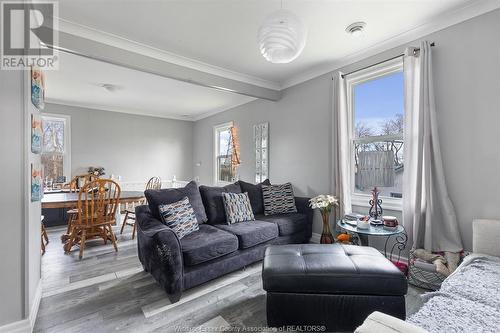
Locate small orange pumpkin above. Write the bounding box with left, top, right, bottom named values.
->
left=337, top=233, right=350, bottom=242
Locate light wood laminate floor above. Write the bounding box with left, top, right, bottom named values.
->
left=35, top=225, right=425, bottom=332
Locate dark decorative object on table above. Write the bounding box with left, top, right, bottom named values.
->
left=369, top=187, right=384, bottom=220
left=88, top=166, right=105, bottom=177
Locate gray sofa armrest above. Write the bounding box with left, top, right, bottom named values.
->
left=473, top=219, right=500, bottom=257
left=355, top=312, right=429, bottom=333
left=136, top=205, right=184, bottom=302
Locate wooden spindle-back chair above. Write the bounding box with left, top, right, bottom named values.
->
left=120, top=176, right=161, bottom=239
left=62, top=174, right=100, bottom=242
left=65, top=179, right=121, bottom=259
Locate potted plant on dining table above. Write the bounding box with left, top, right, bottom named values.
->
left=309, top=195, right=339, bottom=244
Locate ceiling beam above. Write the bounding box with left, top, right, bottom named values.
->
left=50, top=31, right=281, bottom=101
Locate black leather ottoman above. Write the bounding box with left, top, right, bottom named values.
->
left=262, top=244, right=407, bottom=332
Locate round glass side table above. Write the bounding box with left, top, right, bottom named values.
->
left=337, top=219, right=408, bottom=262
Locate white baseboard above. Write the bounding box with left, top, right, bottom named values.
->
left=0, top=281, right=42, bottom=333
left=29, top=281, right=42, bottom=330
left=0, top=319, right=30, bottom=333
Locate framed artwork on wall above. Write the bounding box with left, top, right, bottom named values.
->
left=31, top=163, right=43, bottom=202
left=254, top=122, right=269, bottom=183
left=31, top=113, right=42, bottom=154
left=31, top=67, right=45, bottom=110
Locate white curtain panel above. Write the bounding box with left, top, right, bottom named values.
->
left=403, top=41, right=463, bottom=252
left=333, top=73, right=352, bottom=217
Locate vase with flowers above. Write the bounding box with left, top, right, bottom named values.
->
left=309, top=195, right=339, bottom=244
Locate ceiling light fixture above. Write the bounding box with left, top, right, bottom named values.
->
left=100, top=83, right=119, bottom=92
left=346, top=22, right=367, bottom=37
left=258, top=1, right=307, bottom=64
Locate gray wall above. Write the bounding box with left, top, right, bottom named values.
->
left=0, top=66, right=25, bottom=326
left=193, top=9, right=500, bottom=250
left=45, top=103, right=194, bottom=184
left=0, top=69, right=41, bottom=326
left=193, top=74, right=333, bottom=235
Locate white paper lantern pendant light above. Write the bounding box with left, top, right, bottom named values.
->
left=258, top=1, right=307, bottom=64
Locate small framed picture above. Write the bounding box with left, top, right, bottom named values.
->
left=31, top=114, right=43, bottom=154
left=31, top=67, right=45, bottom=110
left=31, top=163, right=43, bottom=202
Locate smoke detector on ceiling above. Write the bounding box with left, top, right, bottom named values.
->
left=346, top=22, right=367, bottom=37
left=100, top=83, right=119, bottom=92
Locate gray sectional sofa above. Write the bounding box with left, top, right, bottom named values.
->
left=136, top=180, right=313, bottom=302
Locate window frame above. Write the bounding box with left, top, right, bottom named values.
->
left=345, top=57, right=403, bottom=211
left=213, top=121, right=234, bottom=186
left=41, top=113, right=71, bottom=182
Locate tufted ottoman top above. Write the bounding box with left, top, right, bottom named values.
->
left=262, top=244, right=407, bottom=296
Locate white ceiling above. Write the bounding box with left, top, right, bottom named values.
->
left=49, top=0, right=500, bottom=120
left=45, top=52, right=255, bottom=120
left=56, top=0, right=492, bottom=86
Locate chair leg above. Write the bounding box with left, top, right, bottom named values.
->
left=62, top=213, right=75, bottom=243
left=41, top=235, right=46, bottom=255
left=65, top=227, right=76, bottom=253
left=42, top=223, right=49, bottom=244
left=132, top=221, right=137, bottom=240
left=120, top=211, right=129, bottom=234
left=102, top=227, right=107, bottom=245
left=108, top=224, right=118, bottom=252
left=79, top=229, right=87, bottom=260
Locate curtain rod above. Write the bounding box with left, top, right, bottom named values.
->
left=340, top=42, right=435, bottom=79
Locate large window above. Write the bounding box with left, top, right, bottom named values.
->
left=214, top=122, right=234, bottom=184
left=41, top=114, right=71, bottom=183
left=347, top=58, right=404, bottom=209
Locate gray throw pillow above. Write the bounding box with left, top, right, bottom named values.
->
left=145, top=180, right=208, bottom=223
left=222, top=192, right=255, bottom=224
left=158, top=197, right=199, bottom=239
left=199, top=182, right=242, bottom=224
left=238, top=179, right=271, bottom=215
left=262, top=183, right=297, bottom=215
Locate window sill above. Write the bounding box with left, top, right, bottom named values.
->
left=351, top=193, right=402, bottom=212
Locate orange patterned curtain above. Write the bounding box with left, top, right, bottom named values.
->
left=230, top=126, right=241, bottom=175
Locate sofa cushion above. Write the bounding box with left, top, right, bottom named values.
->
left=222, top=192, right=255, bottom=224
left=258, top=213, right=308, bottom=236
left=199, top=183, right=242, bottom=224
left=262, top=183, right=297, bottom=215
left=180, top=224, right=238, bottom=266
left=214, top=220, right=278, bottom=249
left=145, top=180, right=208, bottom=223
left=158, top=197, right=199, bottom=239
left=238, top=179, right=270, bottom=215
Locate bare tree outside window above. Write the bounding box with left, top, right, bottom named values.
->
left=41, top=115, right=69, bottom=183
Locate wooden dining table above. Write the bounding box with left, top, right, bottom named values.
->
left=41, top=191, right=145, bottom=209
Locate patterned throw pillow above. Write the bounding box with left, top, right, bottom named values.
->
left=158, top=197, right=199, bottom=239
left=221, top=192, right=255, bottom=224
left=262, top=183, right=298, bottom=215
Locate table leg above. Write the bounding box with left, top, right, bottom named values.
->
left=383, top=229, right=408, bottom=262
left=358, top=234, right=369, bottom=246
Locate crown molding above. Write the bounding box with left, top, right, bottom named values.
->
left=191, top=97, right=258, bottom=122
left=45, top=98, right=195, bottom=121
left=45, top=98, right=257, bottom=122
left=56, top=18, right=281, bottom=91
left=281, top=0, right=500, bottom=89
